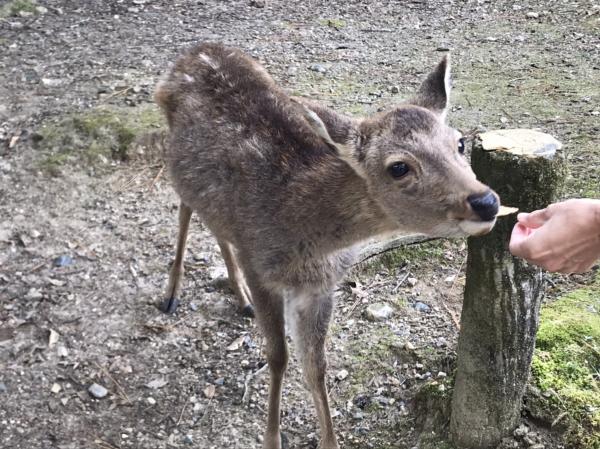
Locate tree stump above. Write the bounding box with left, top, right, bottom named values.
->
left=449, top=129, right=567, bottom=448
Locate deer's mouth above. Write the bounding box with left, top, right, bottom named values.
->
left=458, top=218, right=497, bottom=236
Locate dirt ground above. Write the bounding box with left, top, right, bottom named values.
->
left=1, top=1, right=599, bottom=449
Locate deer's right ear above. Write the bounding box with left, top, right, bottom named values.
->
left=411, top=55, right=451, bottom=121
left=293, top=99, right=368, bottom=179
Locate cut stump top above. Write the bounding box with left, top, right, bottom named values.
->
left=479, top=129, right=562, bottom=158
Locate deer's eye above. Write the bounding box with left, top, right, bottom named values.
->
left=458, top=137, right=466, bottom=155
left=388, top=162, right=410, bottom=179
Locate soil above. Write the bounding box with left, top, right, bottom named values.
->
left=1, top=1, right=598, bottom=449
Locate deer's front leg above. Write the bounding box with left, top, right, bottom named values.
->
left=286, top=289, right=339, bottom=449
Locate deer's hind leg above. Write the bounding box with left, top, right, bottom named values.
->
left=286, top=289, right=339, bottom=449
left=160, top=201, right=193, bottom=314
left=215, top=238, right=255, bottom=317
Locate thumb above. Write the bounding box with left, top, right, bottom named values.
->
left=517, top=208, right=551, bottom=229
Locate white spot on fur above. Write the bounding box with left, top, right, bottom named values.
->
left=183, top=73, right=195, bottom=83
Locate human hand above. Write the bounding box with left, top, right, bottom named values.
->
left=509, top=199, right=600, bottom=273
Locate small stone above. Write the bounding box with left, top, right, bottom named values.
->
left=526, top=12, right=539, bottom=18
left=88, top=383, right=108, bottom=399
left=437, top=371, right=447, bottom=378
left=414, top=301, right=430, bottom=313
left=336, top=369, right=349, bottom=381
left=444, top=275, right=456, bottom=284
left=147, top=397, right=156, bottom=405
left=183, top=435, right=194, bottom=445
left=529, top=445, right=544, bottom=449
left=25, top=288, right=43, bottom=300
left=0, top=382, right=6, bottom=393
left=513, top=424, right=529, bottom=438
left=500, top=116, right=509, bottom=124
left=51, top=383, right=61, bottom=394
left=145, top=378, right=168, bottom=389
left=407, top=277, right=418, bottom=287
left=415, top=363, right=424, bottom=370
left=53, top=255, right=74, bottom=267
left=41, top=78, right=65, bottom=87
left=189, top=302, right=198, bottom=311
left=57, top=345, right=68, bottom=357
left=390, top=85, right=400, bottom=94
left=35, top=6, right=48, bottom=14
left=365, top=303, right=394, bottom=321
left=404, top=341, right=415, bottom=351
left=438, top=384, right=446, bottom=392
left=308, top=64, right=327, bottom=74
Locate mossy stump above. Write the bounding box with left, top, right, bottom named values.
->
left=449, top=129, right=567, bottom=448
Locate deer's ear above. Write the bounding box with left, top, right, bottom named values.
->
left=293, top=98, right=368, bottom=179
left=411, top=55, right=451, bottom=121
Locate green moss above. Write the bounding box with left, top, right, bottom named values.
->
left=36, top=105, right=164, bottom=174
left=0, top=0, right=37, bottom=17
left=530, top=275, right=600, bottom=448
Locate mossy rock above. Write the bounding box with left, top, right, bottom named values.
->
left=36, top=105, right=165, bottom=175
left=528, top=275, right=600, bottom=449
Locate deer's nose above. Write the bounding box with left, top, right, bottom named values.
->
left=467, top=190, right=499, bottom=222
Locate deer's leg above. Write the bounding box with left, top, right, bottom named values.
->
left=287, top=290, right=339, bottom=449
left=246, top=276, right=288, bottom=449
left=160, top=202, right=193, bottom=314
left=215, top=238, right=255, bottom=318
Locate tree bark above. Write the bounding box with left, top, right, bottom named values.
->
left=449, top=129, right=566, bottom=448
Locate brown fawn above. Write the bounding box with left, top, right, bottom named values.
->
left=155, top=42, right=499, bottom=449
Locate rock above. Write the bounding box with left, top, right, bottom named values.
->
left=513, top=424, right=529, bottom=438
left=413, top=301, right=430, bottom=313
left=183, top=434, right=194, bottom=445
left=0, top=382, right=6, bottom=393
left=390, top=85, right=400, bottom=94
left=526, top=12, right=539, bottom=19
left=308, top=64, right=327, bottom=74
left=335, top=369, right=349, bottom=381
left=51, top=383, right=61, bottom=394
left=407, top=277, right=418, bottom=287
left=53, top=255, right=74, bottom=267
left=365, top=303, right=394, bottom=321
left=25, top=288, right=43, bottom=300
left=404, top=341, right=415, bottom=351
left=88, top=383, right=108, bottom=399
left=444, top=275, right=456, bottom=284
left=529, top=445, right=544, bottom=449
left=145, top=378, right=168, bottom=389
left=437, top=371, right=447, bottom=378
left=35, top=6, right=48, bottom=14
left=147, top=397, right=156, bottom=405
left=41, top=78, right=65, bottom=87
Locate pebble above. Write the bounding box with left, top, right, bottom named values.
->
left=437, top=371, right=447, bottom=378
left=365, top=303, right=394, bottom=321
left=0, top=382, right=7, bottom=393
left=53, top=255, right=74, bottom=267
left=336, top=369, right=349, bottom=381
left=529, top=445, right=545, bottom=449
left=407, top=277, right=418, bottom=287
left=444, top=275, right=456, bottom=284
left=526, top=12, right=539, bottom=19
left=309, top=64, right=327, bottom=74
left=25, top=288, right=43, bottom=300
left=390, top=85, right=400, bottom=94
left=88, top=383, right=108, bottom=399
left=513, top=424, right=529, bottom=438
left=404, top=341, right=415, bottom=351
left=413, top=301, right=430, bottom=313
left=147, top=397, right=156, bottom=405
left=51, top=383, right=61, bottom=394
left=183, top=435, right=194, bottom=445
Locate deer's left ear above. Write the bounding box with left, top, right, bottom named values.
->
left=411, top=55, right=451, bottom=121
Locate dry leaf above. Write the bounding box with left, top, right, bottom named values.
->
left=497, top=206, right=519, bottom=217
left=48, top=329, right=60, bottom=348
left=226, top=335, right=246, bottom=352
left=203, top=384, right=216, bottom=399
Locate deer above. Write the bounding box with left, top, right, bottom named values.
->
left=154, top=42, right=500, bottom=449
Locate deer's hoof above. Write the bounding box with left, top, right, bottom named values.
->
left=159, top=297, right=180, bottom=314
left=241, top=304, right=255, bottom=318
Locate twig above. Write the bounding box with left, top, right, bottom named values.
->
left=242, top=363, right=268, bottom=405
left=440, top=255, right=467, bottom=329
left=94, top=362, right=132, bottom=405
left=147, top=164, right=165, bottom=192
left=176, top=401, right=188, bottom=427
left=551, top=411, right=568, bottom=428
left=93, top=438, right=121, bottom=449
left=101, top=86, right=133, bottom=102
left=393, top=271, right=411, bottom=294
